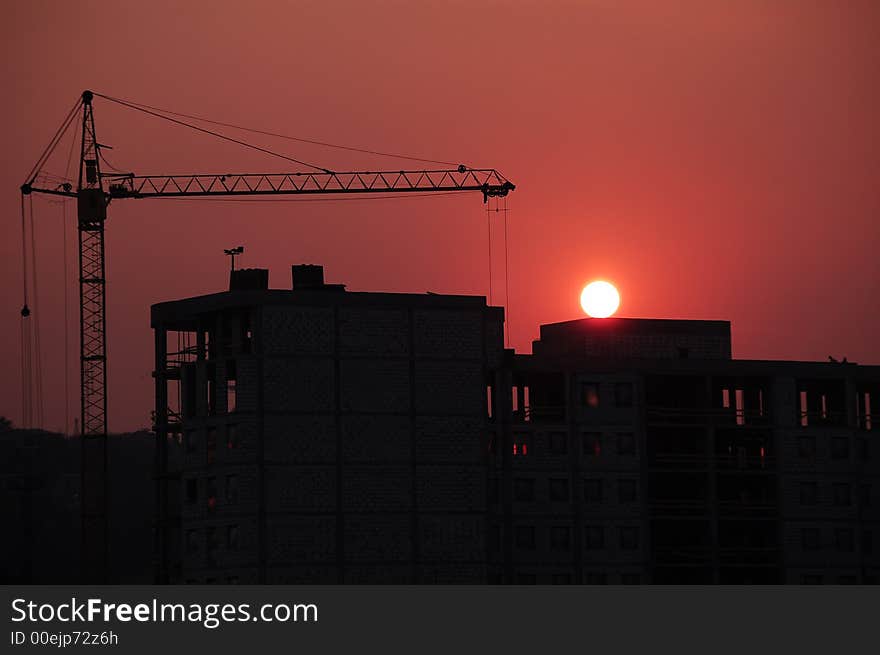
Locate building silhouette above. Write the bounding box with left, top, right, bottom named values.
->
left=152, top=265, right=503, bottom=583
left=494, top=319, right=878, bottom=584
left=151, top=266, right=879, bottom=584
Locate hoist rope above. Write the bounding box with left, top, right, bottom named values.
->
left=20, top=195, right=31, bottom=428
left=62, top=121, right=78, bottom=435
left=21, top=318, right=31, bottom=428
left=20, top=195, right=29, bottom=307
left=503, top=195, right=510, bottom=348
left=29, top=198, right=45, bottom=428
left=486, top=199, right=493, bottom=305
left=62, top=199, right=71, bottom=435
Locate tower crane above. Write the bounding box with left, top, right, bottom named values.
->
left=20, top=90, right=515, bottom=581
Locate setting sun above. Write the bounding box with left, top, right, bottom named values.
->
left=580, top=281, right=620, bottom=318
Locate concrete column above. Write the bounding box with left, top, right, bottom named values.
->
left=154, top=325, right=168, bottom=583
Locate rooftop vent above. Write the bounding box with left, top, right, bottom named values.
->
left=292, top=264, right=324, bottom=288
left=292, top=264, right=345, bottom=292
left=229, top=268, right=269, bottom=291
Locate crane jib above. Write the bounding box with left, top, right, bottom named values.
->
left=102, top=170, right=514, bottom=201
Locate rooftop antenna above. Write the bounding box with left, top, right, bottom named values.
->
left=224, top=246, right=244, bottom=271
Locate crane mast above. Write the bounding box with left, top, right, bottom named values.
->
left=75, top=91, right=111, bottom=582
left=20, top=90, right=515, bottom=582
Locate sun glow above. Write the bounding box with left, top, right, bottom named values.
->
left=580, top=281, right=620, bottom=318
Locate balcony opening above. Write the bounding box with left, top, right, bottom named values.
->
left=167, top=330, right=199, bottom=366
left=167, top=378, right=182, bottom=421
left=182, top=369, right=196, bottom=419
left=207, top=366, right=216, bottom=416
left=582, top=382, right=600, bottom=408
left=859, top=391, right=872, bottom=430
left=798, top=380, right=847, bottom=426
left=226, top=360, right=237, bottom=413
left=524, top=373, right=564, bottom=422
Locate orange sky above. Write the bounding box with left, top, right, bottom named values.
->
left=2, top=0, right=879, bottom=431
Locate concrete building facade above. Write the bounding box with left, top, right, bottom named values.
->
left=153, top=271, right=879, bottom=584
left=492, top=318, right=880, bottom=584
left=152, top=266, right=503, bottom=583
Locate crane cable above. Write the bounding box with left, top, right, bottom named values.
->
left=92, top=92, right=334, bottom=174
left=503, top=195, right=511, bottom=348
left=21, top=91, right=484, bottom=433
left=485, top=196, right=512, bottom=346
left=20, top=195, right=32, bottom=428
left=29, top=198, right=45, bottom=428
left=92, top=92, right=459, bottom=168
left=19, top=194, right=45, bottom=429
left=62, top=123, right=79, bottom=436
left=19, top=97, right=79, bottom=431
left=61, top=199, right=71, bottom=435
left=24, top=98, right=81, bottom=186
left=486, top=199, right=493, bottom=305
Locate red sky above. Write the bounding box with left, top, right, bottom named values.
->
left=2, top=0, right=878, bottom=432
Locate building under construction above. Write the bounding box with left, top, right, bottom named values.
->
left=153, top=267, right=879, bottom=583
left=494, top=319, right=879, bottom=584
left=152, top=265, right=503, bottom=583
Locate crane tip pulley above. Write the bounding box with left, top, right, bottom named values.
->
left=482, top=180, right=516, bottom=203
